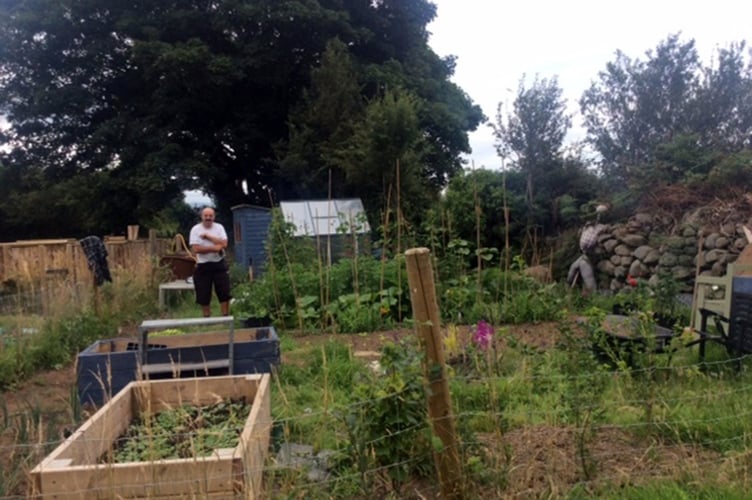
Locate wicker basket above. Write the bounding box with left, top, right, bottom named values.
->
left=160, top=254, right=196, bottom=280
left=160, top=235, right=197, bottom=280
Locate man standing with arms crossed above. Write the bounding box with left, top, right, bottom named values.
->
left=189, top=207, right=231, bottom=317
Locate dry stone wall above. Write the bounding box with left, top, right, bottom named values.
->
left=591, top=208, right=752, bottom=292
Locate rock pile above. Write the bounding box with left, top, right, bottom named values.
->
left=592, top=209, right=752, bottom=292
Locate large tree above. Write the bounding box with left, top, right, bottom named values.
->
left=579, top=34, right=752, bottom=188
left=580, top=35, right=700, bottom=185
left=690, top=41, right=752, bottom=153
left=0, top=0, right=482, bottom=238
left=492, top=75, right=571, bottom=212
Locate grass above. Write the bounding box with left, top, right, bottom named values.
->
left=6, top=315, right=752, bottom=497
left=4, top=258, right=752, bottom=497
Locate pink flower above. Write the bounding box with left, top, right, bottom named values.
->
left=473, top=320, right=494, bottom=350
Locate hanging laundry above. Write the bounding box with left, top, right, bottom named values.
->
left=79, top=236, right=113, bottom=286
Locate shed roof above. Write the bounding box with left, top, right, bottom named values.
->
left=280, top=199, right=370, bottom=237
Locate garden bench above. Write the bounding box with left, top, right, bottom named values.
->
left=692, top=262, right=752, bottom=329
left=694, top=275, right=752, bottom=364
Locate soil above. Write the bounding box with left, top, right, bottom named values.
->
left=1, top=321, right=730, bottom=498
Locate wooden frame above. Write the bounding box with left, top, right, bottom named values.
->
left=31, top=374, right=271, bottom=499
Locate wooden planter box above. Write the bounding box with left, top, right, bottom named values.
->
left=77, top=327, right=280, bottom=407
left=31, top=374, right=271, bottom=499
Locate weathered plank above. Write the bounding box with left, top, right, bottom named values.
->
left=31, top=375, right=271, bottom=499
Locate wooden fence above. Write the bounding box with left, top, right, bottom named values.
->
left=0, top=235, right=171, bottom=285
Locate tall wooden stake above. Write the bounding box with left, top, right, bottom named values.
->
left=405, top=247, right=462, bottom=499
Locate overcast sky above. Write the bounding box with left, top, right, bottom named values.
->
left=428, top=0, right=752, bottom=170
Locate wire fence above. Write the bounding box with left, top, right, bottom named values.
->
left=3, top=351, right=752, bottom=498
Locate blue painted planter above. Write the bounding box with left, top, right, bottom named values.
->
left=76, top=326, right=280, bottom=406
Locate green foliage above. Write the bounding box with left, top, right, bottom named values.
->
left=704, top=150, right=752, bottom=191
left=556, top=317, right=610, bottom=480
left=493, top=75, right=572, bottom=210
left=581, top=34, right=752, bottom=192
left=237, top=216, right=412, bottom=332
left=111, top=400, right=250, bottom=462
left=0, top=0, right=482, bottom=234
left=0, top=312, right=117, bottom=390
left=583, top=480, right=749, bottom=499
left=335, top=338, right=432, bottom=495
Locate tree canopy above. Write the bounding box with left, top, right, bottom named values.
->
left=580, top=34, right=752, bottom=189
left=0, top=0, right=483, bottom=239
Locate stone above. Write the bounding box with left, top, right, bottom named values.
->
left=678, top=255, right=694, bottom=266
left=721, top=222, right=736, bottom=236
left=715, top=236, right=730, bottom=249
left=672, top=266, right=693, bottom=280
left=632, top=245, right=654, bottom=261
left=614, top=244, right=632, bottom=256
left=684, top=237, right=698, bottom=248
left=658, top=253, right=678, bottom=267
left=628, top=260, right=648, bottom=278
left=597, top=260, right=615, bottom=274
left=614, top=265, right=627, bottom=278
left=634, top=213, right=653, bottom=225
left=602, top=238, right=620, bottom=253
left=643, top=249, right=661, bottom=265
left=620, top=256, right=633, bottom=266
left=711, top=261, right=726, bottom=276
left=665, top=236, right=685, bottom=250
left=612, top=226, right=629, bottom=240
left=703, top=233, right=719, bottom=250
left=681, top=226, right=697, bottom=237
left=621, top=233, right=646, bottom=247
left=705, top=248, right=726, bottom=263
left=276, top=443, right=335, bottom=482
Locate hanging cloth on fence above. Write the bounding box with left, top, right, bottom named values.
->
left=79, top=236, right=113, bottom=286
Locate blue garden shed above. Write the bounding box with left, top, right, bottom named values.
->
left=231, top=204, right=272, bottom=278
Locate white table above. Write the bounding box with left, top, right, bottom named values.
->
left=138, top=316, right=236, bottom=375
left=158, top=279, right=195, bottom=308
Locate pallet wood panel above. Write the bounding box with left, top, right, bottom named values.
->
left=31, top=374, right=271, bottom=499
left=0, top=238, right=171, bottom=284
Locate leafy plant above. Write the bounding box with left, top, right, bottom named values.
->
left=109, top=399, right=251, bottom=462
left=557, top=315, right=610, bottom=480
left=335, top=338, right=431, bottom=496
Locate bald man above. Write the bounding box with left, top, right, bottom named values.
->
left=189, top=207, right=231, bottom=316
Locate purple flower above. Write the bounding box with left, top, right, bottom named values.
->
left=472, top=320, right=494, bottom=350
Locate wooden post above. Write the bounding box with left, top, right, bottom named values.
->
left=148, top=229, right=158, bottom=257
left=690, top=234, right=706, bottom=330
left=404, top=247, right=462, bottom=499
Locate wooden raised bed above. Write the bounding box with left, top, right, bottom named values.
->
left=31, top=374, right=271, bottom=499
left=77, top=326, right=280, bottom=407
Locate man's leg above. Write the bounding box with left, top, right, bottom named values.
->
left=214, top=264, right=232, bottom=316
left=193, top=264, right=212, bottom=317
